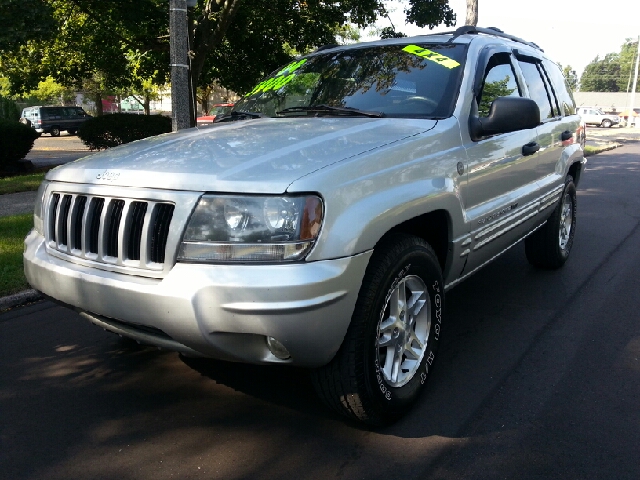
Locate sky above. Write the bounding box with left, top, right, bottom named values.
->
left=369, top=0, right=640, bottom=79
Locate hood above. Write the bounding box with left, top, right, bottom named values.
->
left=46, top=117, right=437, bottom=193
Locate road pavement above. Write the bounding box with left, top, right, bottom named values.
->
left=1, top=143, right=639, bottom=479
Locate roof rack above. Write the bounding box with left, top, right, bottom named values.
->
left=446, top=26, right=543, bottom=52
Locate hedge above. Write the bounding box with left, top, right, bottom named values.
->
left=0, top=96, right=20, bottom=121
left=0, top=119, right=40, bottom=173
left=78, top=113, right=172, bottom=150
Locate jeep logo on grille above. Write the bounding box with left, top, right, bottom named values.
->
left=96, top=170, right=120, bottom=181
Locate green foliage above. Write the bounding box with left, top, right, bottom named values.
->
left=478, top=77, right=517, bottom=116
left=559, top=64, right=578, bottom=91
left=1, top=0, right=456, bottom=122
left=0, top=0, right=56, bottom=52
left=0, top=119, right=40, bottom=171
left=0, top=96, right=20, bottom=120
left=0, top=173, right=45, bottom=194
left=580, top=53, right=622, bottom=92
left=0, top=214, right=33, bottom=297
left=77, top=113, right=171, bottom=150
left=619, top=40, right=639, bottom=92
left=579, top=41, right=640, bottom=93
left=28, top=77, right=75, bottom=104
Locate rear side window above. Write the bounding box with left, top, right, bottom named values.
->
left=517, top=60, right=558, bottom=120
left=542, top=59, right=576, bottom=116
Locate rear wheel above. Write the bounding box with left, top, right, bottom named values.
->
left=312, top=234, right=444, bottom=426
left=525, top=175, right=576, bottom=269
left=50, top=126, right=61, bottom=137
left=67, top=129, right=76, bottom=135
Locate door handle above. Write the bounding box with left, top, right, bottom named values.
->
left=522, top=141, right=540, bottom=156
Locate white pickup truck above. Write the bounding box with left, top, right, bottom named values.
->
left=577, top=106, right=619, bottom=128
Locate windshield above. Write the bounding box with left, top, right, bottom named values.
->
left=232, top=43, right=467, bottom=119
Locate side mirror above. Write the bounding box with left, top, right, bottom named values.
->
left=470, top=96, right=540, bottom=140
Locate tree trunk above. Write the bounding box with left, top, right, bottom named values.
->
left=144, top=94, right=151, bottom=115
left=94, top=92, right=103, bottom=116
left=465, top=0, right=478, bottom=26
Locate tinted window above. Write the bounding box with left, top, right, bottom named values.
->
left=234, top=43, right=467, bottom=119
left=543, top=59, right=576, bottom=116
left=518, top=60, right=556, bottom=120
left=42, top=107, right=62, bottom=119
left=478, top=56, right=521, bottom=117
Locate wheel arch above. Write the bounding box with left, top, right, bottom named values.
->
left=375, top=209, right=451, bottom=274
left=568, top=160, right=583, bottom=188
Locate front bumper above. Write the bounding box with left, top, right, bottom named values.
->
left=24, top=230, right=371, bottom=367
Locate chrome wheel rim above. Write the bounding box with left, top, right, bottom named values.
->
left=376, top=275, right=431, bottom=387
left=559, top=193, right=573, bottom=250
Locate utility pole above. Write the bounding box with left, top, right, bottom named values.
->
left=169, top=0, right=192, bottom=131
left=626, top=35, right=640, bottom=127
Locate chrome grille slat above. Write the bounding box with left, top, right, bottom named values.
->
left=45, top=192, right=176, bottom=273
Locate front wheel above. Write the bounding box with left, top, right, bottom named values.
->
left=50, top=126, right=61, bottom=137
left=525, top=175, right=577, bottom=269
left=312, top=234, right=444, bottom=426
left=601, top=119, right=612, bottom=128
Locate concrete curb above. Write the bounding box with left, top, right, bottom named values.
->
left=0, top=289, right=43, bottom=313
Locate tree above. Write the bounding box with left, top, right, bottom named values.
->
left=560, top=65, right=578, bottom=91
left=1, top=0, right=457, bottom=123
left=619, top=39, right=639, bottom=92
left=579, top=53, right=622, bottom=92
left=465, top=0, right=478, bottom=26
left=0, top=0, right=56, bottom=51
left=578, top=40, right=640, bottom=93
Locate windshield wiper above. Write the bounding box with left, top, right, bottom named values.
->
left=276, top=104, right=384, bottom=118
left=214, top=110, right=266, bottom=123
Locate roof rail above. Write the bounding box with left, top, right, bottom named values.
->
left=447, top=26, right=543, bottom=52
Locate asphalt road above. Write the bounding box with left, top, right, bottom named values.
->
left=1, top=144, right=639, bottom=479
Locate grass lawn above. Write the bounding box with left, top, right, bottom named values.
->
left=584, top=144, right=619, bottom=156
left=0, top=214, right=33, bottom=297
left=0, top=173, right=45, bottom=195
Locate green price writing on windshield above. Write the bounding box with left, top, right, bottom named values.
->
left=247, top=59, right=308, bottom=96
left=402, top=45, right=460, bottom=69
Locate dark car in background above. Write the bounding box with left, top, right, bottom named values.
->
left=20, top=106, right=91, bottom=136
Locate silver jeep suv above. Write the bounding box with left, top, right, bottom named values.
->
left=24, top=26, right=586, bottom=426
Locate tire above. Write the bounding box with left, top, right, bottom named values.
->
left=312, top=234, right=444, bottom=426
left=525, top=175, right=576, bottom=269
left=67, top=129, right=76, bottom=135
left=50, top=126, right=61, bottom=137
left=601, top=119, right=612, bottom=128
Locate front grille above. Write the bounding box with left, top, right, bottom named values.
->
left=45, top=193, right=175, bottom=270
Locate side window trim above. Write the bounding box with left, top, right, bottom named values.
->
left=537, top=62, right=561, bottom=119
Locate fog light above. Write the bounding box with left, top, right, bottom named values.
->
left=266, top=336, right=291, bottom=360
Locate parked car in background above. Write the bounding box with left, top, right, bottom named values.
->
left=576, top=106, right=619, bottom=128
left=196, top=103, right=234, bottom=125
left=120, top=96, right=144, bottom=112
left=24, top=26, right=585, bottom=426
left=20, top=106, right=91, bottom=136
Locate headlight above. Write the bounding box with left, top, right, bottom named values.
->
left=178, top=194, right=323, bottom=263
left=33, top=180, right=49, bottom=235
